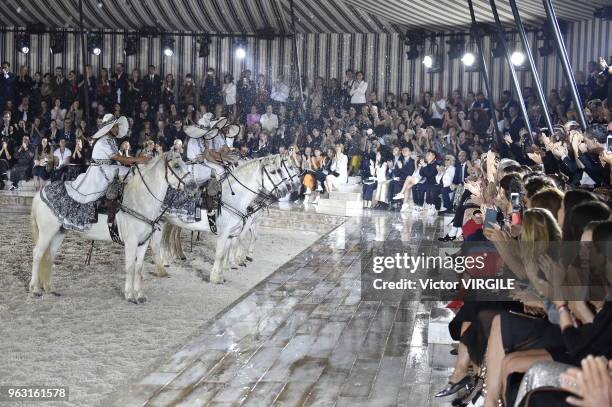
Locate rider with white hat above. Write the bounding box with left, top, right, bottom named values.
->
left=65, top=113, right=149, bottom=204
left=184, top=113, right=240, bottom=184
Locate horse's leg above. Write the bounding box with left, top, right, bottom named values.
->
left=42, top=233, right=65, bottom=294
left=246, top=225, right=258, bottom=260
left=30, top=203, right=60, bottom=296
left=123, top=239, right=138, bottom=303
left=210, top=232, right=230, bottom=284
left=173, top=227, right=186, bottom=261
left=133, top=242, right=149, bottom=303
left=150, top=229, right=169, bottom=277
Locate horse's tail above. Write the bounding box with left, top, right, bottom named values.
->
left=31, top=196, right=52, bottom=286
left=161, top=223, right=177, bottom=261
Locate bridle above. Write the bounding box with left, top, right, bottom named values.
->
left=119, top=156, right=191, bottom=246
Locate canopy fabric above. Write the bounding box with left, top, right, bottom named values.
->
left=0, top=0, right=608, bottom=33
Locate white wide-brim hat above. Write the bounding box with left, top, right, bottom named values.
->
left=211, top=117, right=228, bottom=129
left=184, top=124, right=219, bottom=139
left=92, top=114, right=129, bottom=139
left=198, top=112, right=214, bottom=128
left=224, top=124, right=241, bottom=138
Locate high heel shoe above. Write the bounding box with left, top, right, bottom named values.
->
left=435, top=375, right=472, bottom=398
left=451, top=376, right=483, bottom=406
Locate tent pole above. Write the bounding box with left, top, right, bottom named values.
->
left=289, top=0, right=305, bottom=113
left=78, top=0, right=90, bottom=127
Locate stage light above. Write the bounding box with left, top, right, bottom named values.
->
left=461, top=52, right=476, bottom=66
left=446, top=37, right=465, bottom=60
left=423, top=55, right=433, bottom=68
left=235, top=47, right=246, bottom=59
left=87, top=32, right=103, bottom=56
left=50, top=32, right=65, bottom=54
left=234, top=38, right=247, bottom=59
left=162, top=36, right=175, bottom=57
left=124, top=35, right=139, bottom=56
left=16, top=33, right=30, bottom=54
left=405, top=46, right=419, bottom=60
left=511, top=51, right=525, bottom=66
left=198, top=35, right=211, bottom=58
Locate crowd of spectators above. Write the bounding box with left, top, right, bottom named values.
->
left=0, top=50, right=611, bottom=407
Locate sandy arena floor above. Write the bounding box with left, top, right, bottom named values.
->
left=0, top=215, right=322, bottom=407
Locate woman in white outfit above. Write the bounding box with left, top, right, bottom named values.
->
left=65, top=114, right=148, bottom=204
left=372, top=151, right=390, bottom=205
left=349, top=71, right=367, bottom=108
left=325, top=143, right=348, bottom=193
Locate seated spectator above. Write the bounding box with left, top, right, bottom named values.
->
left=52, top=137, right=71, bottom=180
left=324, top=143, right=348, bottom=193
left=32, top=136, right=53, bottom=190
left=9, top=135, right=34, bottom=189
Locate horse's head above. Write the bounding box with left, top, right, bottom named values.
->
left=162, top=151, right=197, bottom=193
left=260, top=155, right=289, bottom=199
left=279, top=154, right=302, bottom=192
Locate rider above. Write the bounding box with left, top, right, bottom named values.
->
left=65, top=114, right=149, bottom=222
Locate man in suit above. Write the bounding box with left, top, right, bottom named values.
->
left=112, top=63, right=129, bottom=111
left=0, top=61, right=16, bottom=111
left=504, top=105, right=525, bottom=142
left=61, top=119, right=76, bottom=151
left=453, top=150, right=468, bottom=186
left=143, top=65, right=161, bottom=109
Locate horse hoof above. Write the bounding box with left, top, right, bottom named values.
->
left=32, top=291, right=43, bottom=298
left=137, top=297, right=147, bottom=304
left=231, top=266, right=238, bottom=270
left=51, top=291, right=61, bottom=296
left=245, top=256, right=253, bottom=262
left=180, top=256, right=187, bottom=261
left=127, top=298, right=138, bottom=304
left=239, top=263, right=247, bottom=267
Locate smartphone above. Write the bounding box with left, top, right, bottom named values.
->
left=510, top=192, right=520, bottom=211
left=484, top=208, right=498, bottom=229
left=607, top=134, right=612, bottom=152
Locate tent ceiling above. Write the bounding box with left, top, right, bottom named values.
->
left=0, top=0, right=608, bottom=34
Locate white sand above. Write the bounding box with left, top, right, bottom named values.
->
left=0, top=216, right=322, bottom=407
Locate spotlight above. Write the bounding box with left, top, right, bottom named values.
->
left=87, top=32, right=103, bottom=56
left=198, top=35, right=211, bottom=58
left=446, top=37, right=465, bottom=59
left=234, top=38, right=247, bottom=59
left=510, top=51, right=525, bottom=66
left=124, top=35, right=139, bottom=56
left=50, top=32, right=65, bottom=54
left=16, top=33, right=30, bottom=54
left=538, top=39, right=555, bottom=57
left=405, top=45, right=419, bottom=60
left=162, top=36, right=175, bottom=57
left=423, top=54, right=442, bottom=73
left=461, top=52, right=476, bottom=66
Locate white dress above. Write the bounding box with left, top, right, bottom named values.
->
left=326, top=153, right=348, bottom=188
left=185, top=137, right=225, bottom=185
left=65, top=135, right=129, bottom=203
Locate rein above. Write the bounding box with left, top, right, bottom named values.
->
left=118, top=157, right=191, bottom=246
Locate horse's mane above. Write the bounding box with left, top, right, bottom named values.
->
left=123, top=152, right=168, bottom=195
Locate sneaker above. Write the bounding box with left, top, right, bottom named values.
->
left=400, top=203, right=410, bottom=212
left=316, top=185, right=323, bottom=192
left=393, top=192, right=404, bottom=200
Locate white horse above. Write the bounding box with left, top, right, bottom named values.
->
left=29, top=152, right=192, bottom=302
left=225, top=155, right=302, bottom=268
left=152, top=154, right=296, bottom=283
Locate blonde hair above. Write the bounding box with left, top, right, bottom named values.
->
left=521, top=208, right=562, bottom=260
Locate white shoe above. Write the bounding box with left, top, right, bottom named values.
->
left=316, top=185, right=323, bottom=192
left=400, top=203, right=409, bottom=212
left=393, top=192, right=404, bottom=200
left=312, top=195, right=320, bottom=204
left=304, top=188, right=312, bottom=195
